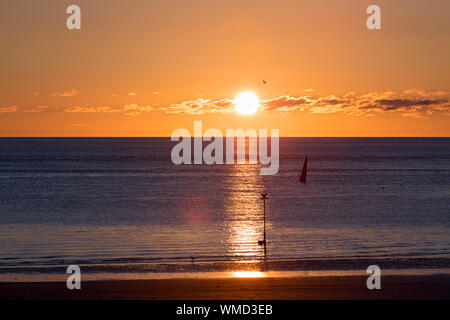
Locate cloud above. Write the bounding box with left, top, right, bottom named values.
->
left=128, top=92, right=137, bottom=96
left=23, top=105, right=49, bottom=113
left=263, top=96, right=311, bottom=111
left=0, top=105, right=18, bottom=113
left=51, top=89, right=78, bottom=97
left=159, top=98, right=234, bottom=114
left=260, top=90, right=450, bottom=118
left=123, top=104, right=153, bottom=116
left=364, top=98, right=446, bottom=109
left=33, top=91, right=40, bottom=96
left=64, top=106, right=118, bottom=113
left=63, top=104, right=154, bottom=115
left=16, top=89, right=450, bottom=119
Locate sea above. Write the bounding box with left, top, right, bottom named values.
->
left=0, top=138, right=449, bottom=280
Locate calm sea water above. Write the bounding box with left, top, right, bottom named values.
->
left=0, top=138, right=449, bottom=277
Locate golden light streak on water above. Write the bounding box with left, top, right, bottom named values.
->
left=232, top=271, right=266, bottom=278
left=224, top=164, right=265, bottom=259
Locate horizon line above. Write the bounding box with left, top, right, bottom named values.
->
left=0, top=136, right=449, bottom=139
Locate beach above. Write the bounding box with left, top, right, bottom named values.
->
left=1, top=275, right=449, bottom=300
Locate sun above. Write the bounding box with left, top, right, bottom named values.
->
left=234, top=91, right=260, bottom=115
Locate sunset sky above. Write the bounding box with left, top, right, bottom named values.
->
left=0, top=0, right=449, bottom=136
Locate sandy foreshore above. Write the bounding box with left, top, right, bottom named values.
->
left=1, top=275, right=449, bottom=300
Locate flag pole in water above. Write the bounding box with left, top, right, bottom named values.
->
left=258, top=79, right=269, bottom=258
left=258, top=192, right=268, bottom=258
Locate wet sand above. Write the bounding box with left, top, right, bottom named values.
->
left=1, top=275, right=449, bottom=300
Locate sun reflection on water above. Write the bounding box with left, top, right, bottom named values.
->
left=224, top=164, right=265, bottom=259
left=232, top=271, right=266, bottom=278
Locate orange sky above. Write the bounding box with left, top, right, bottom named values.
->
left=0, top=0, right=449, bottom=136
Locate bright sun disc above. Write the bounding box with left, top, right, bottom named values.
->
left=234, top=91, right=260, bottom=115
